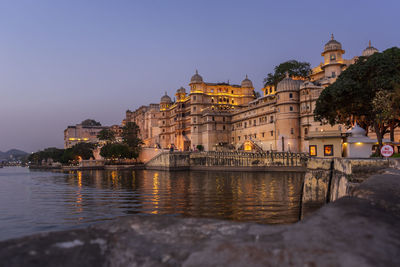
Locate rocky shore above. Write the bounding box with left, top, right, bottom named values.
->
left=1, top=169, right=399, bottom=266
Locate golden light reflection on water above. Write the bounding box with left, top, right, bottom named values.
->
left=77, top=171, right=82, bottom=188
left=63, top=170, right=304, bottom=224
left=151, top=172, right=160, bottom=214
left=75, top=171, right=83, bottom=217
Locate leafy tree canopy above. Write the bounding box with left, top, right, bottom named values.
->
left=97, top=128, right=116, bottom=142
left=81, top=119, right=101, bottom=126
left=253, top=90, right=261, bottom=98
left=28, top=147, right=65, bottom=164
left=29, top=143, right=96, bottom=165
left=314, top=47, right=400, bottom=146
left=100, top=143, right=131, bottom=159
left=122, top=122, right=143, bottom=159
left=69, top=142, right=96, bottom=160
left=263, top=60, right=311, bottom=87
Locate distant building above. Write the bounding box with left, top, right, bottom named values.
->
left=64, top=121, right=122, bottom=148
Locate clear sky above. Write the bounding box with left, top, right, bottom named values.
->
left=0, top=0, right=399, bottom=152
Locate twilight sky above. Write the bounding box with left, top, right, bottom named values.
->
left=0, top=0, right=399, bottom=152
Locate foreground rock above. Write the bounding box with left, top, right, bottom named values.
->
left=1, top=170, right=400, bottom=267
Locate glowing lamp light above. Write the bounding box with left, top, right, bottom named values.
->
left=356, top=142, right=363, bottom=145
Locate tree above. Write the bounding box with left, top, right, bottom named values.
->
left=122, top=122, right=143, bottom=159
left=81, top=119, right=101, bottom=126
left=263, top=60, right=311, bottom=87
left=28, top=147, right=65, bottom=165
left=60, top=149, right=74, bottom=164
left=372, top=88, right=400, bottom=141
left=69, top=142, right=96, bottom=160
left=100, top=143, right=131, bottom=159
left=253, top=90, right=261, bottom=98
left=97, top=129, right=116, bottom=143
left=314, top=47, right=400, bottom=148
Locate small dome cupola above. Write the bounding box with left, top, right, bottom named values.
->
left=241, top=74, right=253, bottom=88
left=276, top=72, right=301, bottom=92
left=190, top=70, right=203, bottom=84
left=160, top=92, right=172, bottom=103
left=176, top=87, right=186, bottom=94
left=175, top=87, right=187, bottom=102
left=323, top=34, right=343, bottom=53
left=362, top=40, right=379, bottom=57
left=346, top=123, right=367, bottom=137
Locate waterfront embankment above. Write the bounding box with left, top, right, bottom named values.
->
left=1, top=168, right=399, bottom=266
left=300, top=157, right=397, bottom=218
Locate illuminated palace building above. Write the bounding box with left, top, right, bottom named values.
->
left=124, top=36, right=398, bottom=152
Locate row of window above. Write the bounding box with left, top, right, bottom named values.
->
left=211, top=98, right=235, bottom=104
left=309, top=145, right=334, bottom=157
left=235, top=116, right=274, bottom=129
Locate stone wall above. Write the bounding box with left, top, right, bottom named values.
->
left=301, top=157, right=390, bottom=218
left=145, top=152, right=191, bottom=171
left=138, top=147, right=167, bottom=163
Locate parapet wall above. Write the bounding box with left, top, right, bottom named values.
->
left=145, top=151, right=308, bottom=171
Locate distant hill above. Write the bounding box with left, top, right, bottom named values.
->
left=0, top=149, right=29, bottom=160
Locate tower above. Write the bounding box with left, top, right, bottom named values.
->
left=275, top=73, right=302, bottom=152
left=321, top=34, right=345, bottom=81
left=189, top=70, right=204, bottom=150
left=159, top=93, right=172, bottom=149
left=362, top=40, right=379, bottom=57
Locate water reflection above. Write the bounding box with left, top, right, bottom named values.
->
left=62, top=169, right=304, bottom=224
left=0, top=167, right=304, bottom=240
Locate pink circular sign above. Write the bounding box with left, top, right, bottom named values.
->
left=380, top=145, right=394, bottom=157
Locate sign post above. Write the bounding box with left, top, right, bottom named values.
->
left=380, top=145, right=394, bottom=158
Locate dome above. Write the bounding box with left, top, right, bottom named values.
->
left=324, top=34, right=343, bottom=53
left=190, top=70, right=203, bottom=83
left=177, top=87, right=186, bottom=94
left=362, top=40, right=379, bottom=57
left=346, top=123, right=366, bottom=137
left=276, top=72, right=301, bottom=92
left=241, top=75, right=253, bottom=88
left=160, top=92, right=172, bottom=103
left=300, top=81, right=320, bottom=90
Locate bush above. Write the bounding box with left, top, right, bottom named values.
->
left=196, top=145, right=204, bottom=151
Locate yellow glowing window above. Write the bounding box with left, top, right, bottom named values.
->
left=324, top=145, right=334, bottom=156
left=309, top=145, right=317, bottom=156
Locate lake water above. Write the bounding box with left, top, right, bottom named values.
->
left=0, top=167, right=304, bottom=241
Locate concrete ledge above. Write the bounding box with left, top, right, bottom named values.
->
left=1, top=170, right=399, bottom=266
